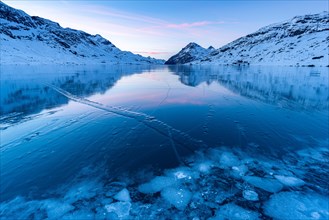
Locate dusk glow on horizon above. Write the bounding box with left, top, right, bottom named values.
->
left=3, top=0, right=328, bottom=59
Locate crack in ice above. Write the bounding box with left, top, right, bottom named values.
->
left=47, top=84, right=208, bottom=156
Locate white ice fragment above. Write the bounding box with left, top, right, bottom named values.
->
left=114, top=188, right=131, bottom=202
left=62, top=211, right=94, bottom=219
left=274, top=175, right=305, bottom=187
left=243, top=176, right=283, bottom=193
left=165, top=167, right=194, bottom=180
left=43, top=199, right=74, bottom=219
left=219, top=152, right=239, bottom=168
left=232, top=165, right=248, bottom=177
left=138, top=176, right=176, bottom=194
left=161, top=187, right=192, bottom=210
left=105, top=202, right=131, bottom=218
left=64, top=180, right=101, bottom=203
left=211, top=203, right=260, bottom=220
left=243, top=190, right=259, bottom=201
left=197, top=161, right=213, bottom=173
left=175, top=171, right=188, bottom=179
left=264, top=192, right=329, bottom=219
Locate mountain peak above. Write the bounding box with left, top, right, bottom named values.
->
left=184, top=42, right=201, bottom=49
left=165, top=42, right=212, bottom=65
left=207, top=46, right=215, bottom=51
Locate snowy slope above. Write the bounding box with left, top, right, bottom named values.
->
left=168, top=12, right=329, bottom=66
left=0, top=2, right=164, bottom=65
left=165, top=43, right=214, bottom=64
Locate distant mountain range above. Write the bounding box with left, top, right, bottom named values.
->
left=0, top=2, right=164, bottom=64
left=167, top=12, right=329, bottom=67
left=1, top=2, right=328, bottom=66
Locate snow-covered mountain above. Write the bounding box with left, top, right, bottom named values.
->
left=0, top=2, right=164, bottom=65
left=165, top=43, right=214, bottom=64
left=167, top=12, right=329, bottom=66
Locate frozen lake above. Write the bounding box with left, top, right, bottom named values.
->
left=1, top=65, right=328, bottom=219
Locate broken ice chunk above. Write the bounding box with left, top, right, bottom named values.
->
left=64, top=180, right=101, bottom=203
left=264, top=192, right=329, bottom=219
left=114, top=188, right=131, bottom=202
left=243, top=176, right=283, bottom=193
left=211, top=203, right=260, bottom=220
left=165, top=167, right=195, bottom=180
left=232, top=165, right=248, bottom=177
left=43, top=199, right=74, bottom=219
left=242, top=190, right=259, bottom=201
left=219, top=152, right=240, bottom=168
left=215, top=191, right=234, bottom=204
left=62, top=210, right=95, bottom=219
left=138, top=176, right=176, bottom=194
left=274, top=175, right=305, bottom=187
left=161, top=187, right=192, bottom=210
left=197, top=161, right=213, bottom=173
left=105, top=202, right=131, bottom=218
left=174, top=171, right=188, bottom=179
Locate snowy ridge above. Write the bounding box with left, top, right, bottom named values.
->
left=0, top=2, right=164, bottom=64
left=168, top=12, right=329, bottom=66
left=165, top=43, right=215, bottom=64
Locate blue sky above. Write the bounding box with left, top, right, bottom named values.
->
left=3, top=0, right=328, bottom=59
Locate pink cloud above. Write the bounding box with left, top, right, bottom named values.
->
left=134, top=51, right=171, bottom=55
left=166, top=21, right=226, bottom=29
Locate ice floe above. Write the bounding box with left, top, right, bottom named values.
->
left=264, top=192, right=329, bottom=219
left=211, top=203, right=260, bottom=220
left=1, top=144, right=328, bottom=219
left=274, top=175, right=305, bottom=187
left=105, top=202, right=131, bottom=218
left=114, top=188, right=131, bottom=202
left=242, top=190, right=259, bottom=201
left=161, top=187, right=192, bottom=210
left=138, top=176, right=176, bottom=194
left=243, top=176, right=283, bottom=193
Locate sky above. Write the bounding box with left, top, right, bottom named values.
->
left=3, top=0, right=328, bottom=59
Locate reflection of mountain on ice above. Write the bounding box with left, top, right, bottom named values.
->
left=1, top=65, right=328, bottom=127
left=169, top=65, right=329, bottom=110
left=0, top=65, right=157, bottom=120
